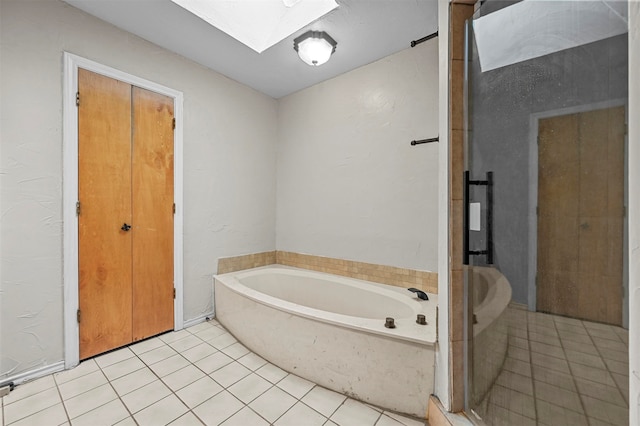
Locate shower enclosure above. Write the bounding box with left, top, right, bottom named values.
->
left=463, top=1, right=629, bottom=424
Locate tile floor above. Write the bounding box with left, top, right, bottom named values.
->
left=0, top=319, right=427, bottom=426
left=472, top=308, right=629, bottom=426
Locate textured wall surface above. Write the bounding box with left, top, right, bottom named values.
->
left=0, top=0, right=278, bottom=379
left=276, top=41, right=440, bottom=272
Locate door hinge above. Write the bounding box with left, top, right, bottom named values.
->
left=172, top=203, right=176, bottom=215
left=172, top=118, right=176, bottom=130
left=76, top=201, right=81, bottom=216
left=77, top=309, right=81, bottom=323
left=76, top=92, right=80, bottom=107
left=173, top=288, right=176, bottom=299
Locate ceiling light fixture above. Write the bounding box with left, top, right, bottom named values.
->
left=293, top=30, right=337, bottom=66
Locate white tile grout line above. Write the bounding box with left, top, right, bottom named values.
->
left=1, top=320, right=427, bottom=426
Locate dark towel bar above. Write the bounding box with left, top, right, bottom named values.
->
left=411, top=31, right=439, bottom=47
left=463, top=171, right=494, bottom=265
left=411, top=137, right=439, bottom=146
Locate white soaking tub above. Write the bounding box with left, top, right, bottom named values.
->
left=214, top=265, right=437, bottom=417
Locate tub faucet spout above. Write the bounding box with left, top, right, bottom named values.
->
left=408, top=288, right=429, bottom=301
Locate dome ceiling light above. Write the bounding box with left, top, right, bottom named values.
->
left=293, top=30, right=337, bottom=66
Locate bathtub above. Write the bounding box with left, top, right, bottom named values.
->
left=214, top=265, right=437, bottom=417
left=469, top=266, right=512, bottom=408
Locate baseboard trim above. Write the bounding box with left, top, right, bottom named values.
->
left=183, top=312, right=215, bottom=329
left=0, top=361, right=65, bottom=389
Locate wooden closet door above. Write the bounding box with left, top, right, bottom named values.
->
left=78, top=69, right=133, bottom=359
left=537, top=106, right=624, bottom=325
left=131, top=87, right=175, bottom=340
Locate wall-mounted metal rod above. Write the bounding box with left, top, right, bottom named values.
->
left=411, top=136, right=439, bottom=146
left=411, top=31, right=438, bottom=47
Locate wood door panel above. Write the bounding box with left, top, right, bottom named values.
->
left=78, top=69, right=133, bottom=359
left=537, top=107, right=624, bottom=325
left=131, top=87, right=174, bottom=341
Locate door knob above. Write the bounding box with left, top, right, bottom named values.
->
left=121, top=223, right=132, bottom=232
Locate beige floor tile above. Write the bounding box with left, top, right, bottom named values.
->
left=531, top=352, right=571, bottom=374
left=502, top=357, right=532, bottom=378
left=555, top=322, right=588, bottom=335
left=564, top=349, right=606, bottom=369
left=168, top=411, right=204, bottom=426
left=557, top=329, right=593, bottom=345
left=133, top=394, right=188, bottom=426
left=575, top=378, right=627, bottom=408
left=508, top=336, right=529, bottom=350
left=220, top=342, right=251, bottom=360
left=598, top=347, right=628, bottom=363
left=102, top=356, right=146, bottom=381
left=193, top=351, right=233, bottom=374
left=581, top=395, right=629, bottom=425
left=175, top=376, right=223, bottom=409
left=484, top=403, right=536, bottom=426
left=221, top=406, right=269, bottom=426
left=111, top=367, right=157, bottom=396
left=54, top=360, right=99, bottom=385
left=71, top=399, right=130, bottom=426
left=8, top=402, right=68, bottom=426
left=162, top=364, right=206, bottom=392
left=181, top=342, right=218, bottom=363
left=149, top=353, right=191, bottom=377
left=612, top=372, right=629, bottom=404
left=210, top=362, right=251, bottom=388
left=528, top=324, right=558, bottom=338
left=330, top=398, right=381, bottom=426
left=530, top=341, right=565, bottom=359
left=561, top=339, right=599, bottom=355
left=489, top=385, right=535, bottom=418
left=192, top=390, right=244, bottom=425
left=496, top=370, right=534, bottom=396
left=121, top=379, right=172, bottom=414
left=183, top=320, right=213, bottom=335
left=382, top=411, right=426, bottom=426
left=3, top=375, right=56, bottom=404
left=138, top=345, right=178, bottom=366
left=129, top=337, right=165, bottom=355
left=569, top=363, right=616, bottom=386
left=532, top=365, right=576, bottom=391
left=207, top=332, right=238, bottom=350
left=535, top=400, right=587, bottom=426
left=228, top=373, right=273, bottom=404
left=169, top=334, right=204, bottom=353
left=529, top=331, right=561, bottom=347
left=507, top=346, right=530, bottom=363
left=534, top=381, right=583, bottom=413
left=275, top=401, right=327, bottom=426
left=249, top=386, right=297, bottom=423
left=604, top=358, right=629, bottom=375
left=277, top=374, right=315, bottom=399
left=64, top=383, right=118, bottom=419
left=194, top=325, right=227, bottom=341
left=94, top=347, right=135, bottom=369
left=237, top=353, right=268, bottom=371
left=255, top=363, right=288, bottom=384
left=592, top=337, right=628, bottom=353
left=302, top=386, right=347, bottom=418
left=58, top=371, right=108, bottom=400
left=159, top=329, right=191, bottom=344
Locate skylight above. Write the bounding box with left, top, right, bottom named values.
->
left=170, top=0, right=339, bottom=53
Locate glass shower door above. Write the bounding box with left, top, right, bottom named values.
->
left=464, top=1, right=629, bottom=424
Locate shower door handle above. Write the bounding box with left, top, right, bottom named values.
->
left=463, top=171, right=493, bottom=265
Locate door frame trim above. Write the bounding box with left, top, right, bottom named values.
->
left=63, top=52, right=185, bottom=368
left=528, top=99, right=628, bottom=327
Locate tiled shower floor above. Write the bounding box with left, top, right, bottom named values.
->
left=474, top=308, right=629, bottom=426
left=0, top=319, right=427, bottom=426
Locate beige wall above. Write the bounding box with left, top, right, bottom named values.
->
left=276, top=41, right=439, bottom=272
left=0, top=0, right=278, bottom=379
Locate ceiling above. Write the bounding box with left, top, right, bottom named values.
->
left=62, top=0, right=439, bottom=99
